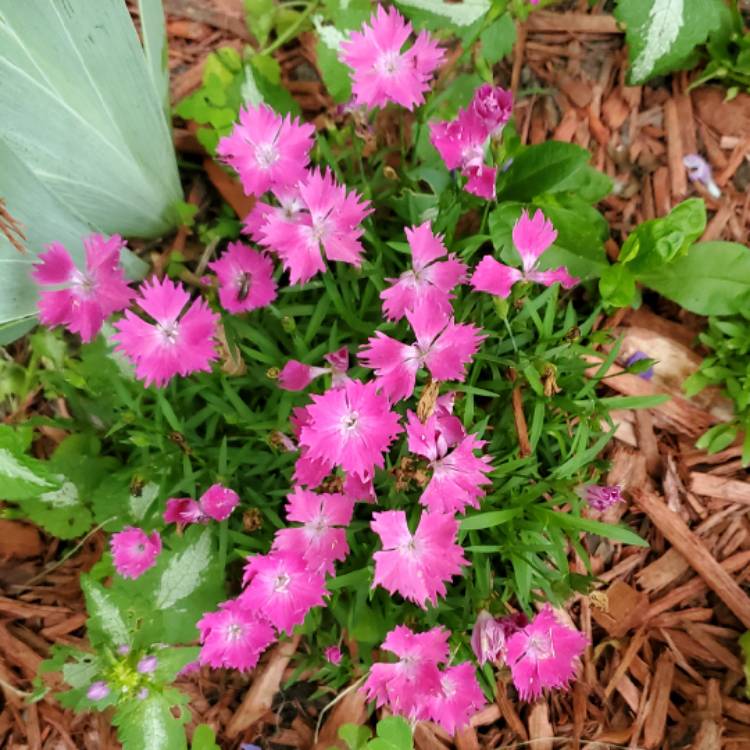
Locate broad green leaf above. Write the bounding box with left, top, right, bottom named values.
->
left=245, top=0, right=275, bottom=46
left=599, top=264, right=637, bottom=308
left=113, top=692, right=189, bottom=750
left=395, top=0, right=490, bottom=27
left=153, top=528, right=215, bottom=610
left=497, top=142, right=591, bottom=202
left=480, top=12, right=516, bottom=64
left=81, top=576, right=132, bottom=647
left=191, top=724, right=220, bottom=750
left=640, top=241, right=750, bottom=316
left=338, top=724, right=372, bottom=750
left=615, top=0, right=728, bottom=84
left=0, top=446, right=60, bottom=499
left=0, top=0, right=182, bottom=236
left=314, top=17, right=352, bottom=103
left=137, top=0, right=171, bottom=121
left=373, top=717, right=414, bottom=750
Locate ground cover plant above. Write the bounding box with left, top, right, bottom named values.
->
left=3, top=1, right=750, bottom=748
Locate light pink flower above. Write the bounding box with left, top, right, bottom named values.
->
left=208, top=242, right=277, bottom=314
left=362, top=625, right=448, bottom=717
left=430, top=107, right=497, bottom=200
left=471, top=210, right=578, bottom=298
left=112, top=277, right=219, bottom=388
left=371, top=510, right=467, bottom=608
left=426, top=663, right=485, bottom=735
left=325, top=646, right=343, bottom=665
left=260, top=169, right=371, bottom=285
left=200, top=484, right=240, bottom=521
left=197, top=598, right=276, bottom=671
left=470, top=610, right=527, bottom=666
left=216, top=104, right=314, bottom=196
left=164, top=484, right=239, bottom=526
left=240, top=550, right=327, bottom=635
left=506, top=605, right=587, bottom=700
left=406, top=410, right=491, bottom=515
left=380, top=222, right=467, bottom=321
left=360, top=302, right=484, bottom=403
left=278, top=346, right=350, bottom=392
left=110, top=527, right=161, bottom=579
left=340, top=6, right=444, bottom=111
left=470, top=84, right=513, bottom=137
left=87, top=681, right=110, bottom=701
left=273, top=487, right=355, bottom=575
left=298, top=379, right=403, bottom=483
left=32, top=235, right=134, bottom=342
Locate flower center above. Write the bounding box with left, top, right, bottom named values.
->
left=527, top=632, right=555, bottom=661
left=273, top=573, right=291, bottom=593
left=341, top=410, right=359, bottom=432
left=136, top=543, right=145, bottom=553
left=375, top=50, right=401, bottom=76
left=256, top=142, right=280, bottom=170
left=71, top=270, right=96, bottom=297
left=157, top=320, right=180, bottom=345
left=226, top=623, right=244, bottom=641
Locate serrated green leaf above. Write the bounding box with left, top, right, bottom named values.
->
left=480, top=12, right=516, bottom=64
left=113, top=692, right=189, bottom=750
left=82, top=576, right=132, bottom=647
left=396, top=0, right=489, bottom=27
left=153, top=528, right=215, bottom=610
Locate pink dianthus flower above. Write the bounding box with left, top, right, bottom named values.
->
left=272, top=487, right=354, bottom=575
left=32, top=234, right=134, bottom=342
left=197, top=598, right=276, bottom=671
left=362, top=625, right=448, bottom=717
left=325, top=645, right=343, bottom=665
left=208, top=242, right=277, bottom=314
left=112, top=277, right=219, bottom=388
left=426, top=663, right=485, bottom=735
left=406, top=410, right=491, bottom=515
left=110, top=527, right=161, bottom=579
left=340, top=6, right=444, bottom=111
left=471, top=210, right=578, bottom=298
left=506, top=605, right=587, bottom=700
left=298, top=379, right=403, bottom=483
left=240, top=550, right=327, bottom=635
left=260, top=169, right=371, bottom=285
left=165, top=484, right=240, bottom=526
left=371, top=510, right=467, bottom=608
left=360, top=302, right=484, bottom=403
left=380, top=222, right=467, bottom=321
left=278, top=346, right=350, bottom=392
left=470, top=84, right=513, bottom=137
left=430, top=107, right=497, bottom=200
left=216, top=104, right=314, bottom=197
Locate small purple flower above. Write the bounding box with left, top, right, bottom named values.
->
left=137, top=655, right=158, bottom=674
left=625, top=351, right=654, bottom=380
left=683, top=154, right=721, bottom=199
left=137, top=687, right=149, bottom=700
left=583, top=484, right=623, bottom=511
left=87, top=681, right=110, bottom=701
left=116, top=644, right=131, bottom=656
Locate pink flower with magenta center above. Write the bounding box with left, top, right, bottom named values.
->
left=273, top=487, right=354, bottom=574
left=470, top=84, right=513, bottom=136
left=471, top=210, right=578, bottom=298
left=240, top=550, right=327, bottom=635
left=197, top=598, right=276, bottom=671
left=208, top=242, right=277, bottom=314
left=217, top=104, right=314, bottom=196
left=362, top=625, right=448, bottom=717
left=406, top=410, right=492, bottom=515
left=112, top=277, right=219, bottom=388
left=164, top=484, right=239, bottom=526
left=360, top=301, right=484, bottom=403
left=371, top=510, right=467, bottom=608
left=340, top=6, right=444, bottom=111
left=298, top=380, right=403, bottom=483
left=110, top=527, right=161, bottom=579
left=260, top=169, right=371, bottom=285
left=380, top=222, right=467, bottom=321
left=506, top=605, right=587, bottom=700
left=32, top=234, right=134, bottom=342
left=426, top=663, right=485, bottom=735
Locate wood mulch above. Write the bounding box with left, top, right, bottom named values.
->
left=3, top=1, right=750, bottom=748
